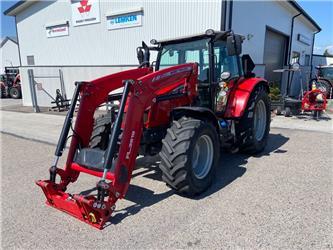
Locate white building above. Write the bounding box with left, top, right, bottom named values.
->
left=311, top=54, right=333, bottom=79
left=5, top=0, right=321, bottom=106
left=0, top=37, right=20, bottom=74
left=312, top=54, right=333, bottom=67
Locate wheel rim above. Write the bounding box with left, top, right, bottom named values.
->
left=11, top=89, right=18, bottom=98
left=254, top=100, right=267, bottom=141
left=191, top=134, right=214, bottom=179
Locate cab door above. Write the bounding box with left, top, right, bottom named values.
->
left=213, top=41, right=242, bottom=114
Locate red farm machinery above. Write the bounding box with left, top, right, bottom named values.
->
left=0, top=67, right=21, bottom=99
left=36, top=30, right=271, bottom=229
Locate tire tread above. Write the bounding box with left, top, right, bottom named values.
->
left=159, top=117, right=219, bottom=196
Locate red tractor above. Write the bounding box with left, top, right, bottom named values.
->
left=37, top=30, right=270, bottom=229
left=0, top=72, right=21, bottom=99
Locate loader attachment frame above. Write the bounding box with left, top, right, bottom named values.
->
left=36, top=64, right=198, bottom=229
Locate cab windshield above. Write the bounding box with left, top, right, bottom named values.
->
left=158, top=39, right=210, bottom=83
left=319, top=67, right=333, bottom=80
left=158, top=38, right=239, bottom=83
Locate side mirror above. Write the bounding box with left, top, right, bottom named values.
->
left=137, top=41, right=150, bottom=67
left=136, top=47, right=144, bottom=64
left=142, top=41, right=150, bottom=64
left=226, top=34, right=242, bottom=56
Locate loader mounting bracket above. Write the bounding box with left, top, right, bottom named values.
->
left=36, top=179, right=117, bottom=229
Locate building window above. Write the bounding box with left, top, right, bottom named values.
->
left=305, top=54, right=310, bottom=66
left=291, top=51, right=300, bottom=64
left=27, top=56, right=35, bottom=66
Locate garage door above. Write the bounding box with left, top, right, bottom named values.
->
left=263, top=29, right=288, bottom=83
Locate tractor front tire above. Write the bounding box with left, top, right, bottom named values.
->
left=0, top=86, right=5, bottom=98
left=9, top=87, right=21, bottom=99
left=236, top=86, right=270, bottom=154
left=159, top=117, right=220, bottom=196
left=89, top=113, right=112, bottom=150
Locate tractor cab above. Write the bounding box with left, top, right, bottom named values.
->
left=317, top=65, right=333, bottom=80
left=137, top=30, right=255, bottom=112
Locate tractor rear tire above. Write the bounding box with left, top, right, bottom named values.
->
left=9, top=87, right=21, bottom=99
left=236, top=86, right=270, bottom=154
left=89, top=113, right=112, bottom=150
left=159, top=117, right=220, bottom=196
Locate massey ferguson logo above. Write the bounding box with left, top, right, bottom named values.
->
left=126, top=131, right=136, bottom=160
left=71, top=0, right=100, bottom=26
left=78, top=0, right=91, bottom=13
left=152, top=66, right=192, bottom=82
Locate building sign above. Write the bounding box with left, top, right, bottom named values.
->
left=107, top=9, right=143, bottom=30
left=46, top=24, right=69, bottom=38
left=297, top=34, right=311, bottom=46
left=71, top=0, right=100, bottom=27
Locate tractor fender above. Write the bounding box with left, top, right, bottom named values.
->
left=171, top=106, right=219, bottom=131
left=13, top=74, right=21, bottom=87
left=225, top=77, right=269, bottom=118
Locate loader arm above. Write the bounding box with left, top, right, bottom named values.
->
left=112, top=63, right=198, bottom=196
left=63, top=67, right=152, bottom=185
left=36, top=63, right=198, bottom=229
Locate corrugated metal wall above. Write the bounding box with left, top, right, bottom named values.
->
left=15, top=0, right=319, bottom=106
left=279, top=65, right=312, bottom=97
left=20, top=66, right=134, bottom=106
left=17, top=0, right=222, bottom=66
left=17, top=0, right=222, bottom=107
left=312, top=56, right=333, bottom=76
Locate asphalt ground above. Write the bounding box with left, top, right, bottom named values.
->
left=0, top=98, right=22, bottom=108
left=1, top=127, right=332, bottom=249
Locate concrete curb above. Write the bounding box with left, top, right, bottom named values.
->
left=0, top=130, right=58, bottom=146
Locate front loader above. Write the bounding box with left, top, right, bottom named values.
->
left=37, top=30, right=271, bottom=229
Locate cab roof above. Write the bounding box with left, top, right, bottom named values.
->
left=316, top=65, right=333, bottom=69
left=151, top=30, right=242, bottom=45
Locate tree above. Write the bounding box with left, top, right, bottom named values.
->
left=323, top=48, right=333, bottom=57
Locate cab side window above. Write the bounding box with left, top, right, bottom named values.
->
left=185, top=49, right=209, bottom=83
left=214, top=43, right=240, bottom=80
